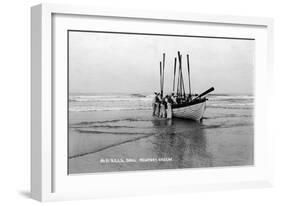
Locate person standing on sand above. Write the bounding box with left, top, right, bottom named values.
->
left=152, top=92, right=158, bottom=116
left=163, top=97, right=168, bottom=118
left=166, top=95, right=172, bottom=119
left=164, top=95, right=168, bottom=118
left=155, top=93, right=161, bottom=117
left=159, top=99, right=166, bottom=118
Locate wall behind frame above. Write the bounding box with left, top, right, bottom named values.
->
left=0, top=0, right=280, bottom=205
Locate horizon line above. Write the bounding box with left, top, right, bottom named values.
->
left=69, top=92, right=254, bottom=95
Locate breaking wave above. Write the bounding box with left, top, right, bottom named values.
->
left=69, top=94, right=254, bottom=112
left=69, top=94, right=152, bottom=102
left=69, top=106, right=151, bottom=112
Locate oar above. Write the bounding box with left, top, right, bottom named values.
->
left=177, top=51, right=181, bottom=97
left=193, top=87, right=215, bottom=100
left=180, top=57, right=185, bottom=98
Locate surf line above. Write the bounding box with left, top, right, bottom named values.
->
left=71, top=118, right=151, bottom=126
left=69, top=133, right=156, bottom=159
left=75, top=129, right=150, bottom=135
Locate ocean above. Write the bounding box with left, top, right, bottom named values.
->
left=68, top=93, right=254, bottom=174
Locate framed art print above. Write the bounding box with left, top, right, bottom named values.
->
left=67, top=30, right=254, bottom=174
left=31, top=4, right=274, bottom=201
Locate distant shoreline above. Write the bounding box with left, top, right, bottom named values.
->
left=69, top=92, right=254, bottom=96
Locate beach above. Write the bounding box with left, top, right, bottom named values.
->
left=68, top=94, right=254, bottom=174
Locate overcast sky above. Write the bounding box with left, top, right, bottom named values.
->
left=69, top=31, right=254, bottom=95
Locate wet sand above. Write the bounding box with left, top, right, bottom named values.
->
left=68, top=108, right=254, bottom=174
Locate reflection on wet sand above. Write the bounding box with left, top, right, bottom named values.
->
left=151, top=119, right=213, bottom=169
left=68, top=107, right=253, bottom=174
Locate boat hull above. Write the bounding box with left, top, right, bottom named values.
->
left=172, top=101, right=206, bottom=121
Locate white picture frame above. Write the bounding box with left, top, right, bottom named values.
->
left=31, top=3, right=274, bottom=202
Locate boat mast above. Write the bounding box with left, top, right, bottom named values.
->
left=177, top=51, right=185, bottom=98
left=159, top=53, right=166, bottom=98
left=176, top=55, right=181, bottom=97
left=186, top=54, right=192, bottom=97
left=160, top=61, right=163, bottom=98
left=173, top=57, right=177, bottom=93
left=162, top=53, right=165, bottom=98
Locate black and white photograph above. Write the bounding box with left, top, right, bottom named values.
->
left=67, top=30, right=254, bottom=174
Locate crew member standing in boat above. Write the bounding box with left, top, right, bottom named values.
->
left=187, top=94, right=192, bottom=102
left=171, top=93, right=177, bottom=104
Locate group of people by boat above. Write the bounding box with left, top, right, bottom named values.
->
left=152, top=92, right=192, bottom=119
left=152, top=51, right=214, bottom=121
left=152, top=92, right=172, bottom=119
